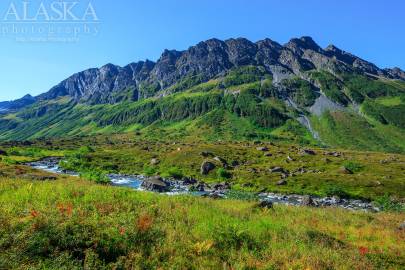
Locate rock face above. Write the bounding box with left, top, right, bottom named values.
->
left=201, top=161, right=216, bottom=175
left=25, top=36, right=404, bottom=106
left=141, top=176, right=170, bottom=192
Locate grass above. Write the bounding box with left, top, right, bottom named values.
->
left=0, top=177, right=404, bottom=269
left=311, top=111, right=405, bottom=153
left=2, top=135, right=405, bottom=201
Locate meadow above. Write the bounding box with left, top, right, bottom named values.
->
left=0, top=134, right=404, bottom=269
left=0, top=177, right=404, bottom=270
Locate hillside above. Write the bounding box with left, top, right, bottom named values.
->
left=0, top=37, right=404, bottom=153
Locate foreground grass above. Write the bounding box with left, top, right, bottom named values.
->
left=0, top=177, right=404, bottom=269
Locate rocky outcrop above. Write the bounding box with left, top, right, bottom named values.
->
left=201, top=161, right=216, bottom=175
left=141, top=176, right=170, bottom=192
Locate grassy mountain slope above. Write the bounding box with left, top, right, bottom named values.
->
left=0, top=67, right=404, bottom=154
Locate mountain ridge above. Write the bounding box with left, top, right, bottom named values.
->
left=23, top=36, right=404, bottom=105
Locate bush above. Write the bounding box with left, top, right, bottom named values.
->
left=374, top=194, right=404, bottom=212
left=324, top=186, right=351, bottom=199
left=166, top=167, right=183, bottom=179
left=80, top=170, right=111, bottom=185
left=217, top=168, right=232, bottom=179
left=213, top=224, right=259, bottom=251
left=143, top=166, right=157, bottom=176
left=343, top=161, right=364, bottom=173
left=8, top=147, right=42, bottom=158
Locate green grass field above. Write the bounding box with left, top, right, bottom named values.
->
left=0, top=177, right=404, bottom=270
left=2, top=135, right=405, bottom=201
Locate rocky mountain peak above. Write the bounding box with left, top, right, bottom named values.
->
left=286, top=36, right=323, bottom=54
left=29, top=36, right=404, bottom=106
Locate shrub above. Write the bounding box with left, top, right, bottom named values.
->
left=324, top=186, right=351, bottom=199
left=217, top=168, right=232, bottom=179
left=8, top=147, right=42, bottom=158
left=343, top=161, right=364, bottom=173
left=166, top=167, right=183, bottom=179
left=213, top=224, right=259, bottom=251
left=80, top=170, right=111, bottom=185
left=143, top=166, right=156, bottom=176
left=374, top=194, right=404, bottom=212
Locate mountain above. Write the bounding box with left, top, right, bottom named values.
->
left=1, top=36, right=404, bottom=152
left=34, top=37, right=404, bottom=105
left=0, top=94, right=36, bottom=113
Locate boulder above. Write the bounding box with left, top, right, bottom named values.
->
left=301, top=195, right=317, bottom=207
left=277, top=180, right=287, bottom=186
left=182, top=177, right=197, bottom=185
left=301, top=149, right=316, bottom=155
left=200, top=151, right=214, bottom=157
left=286, top=155, right=294, bottom=162
left=325, top=151, right=341, bottom=157
left=214, top=156, right=227, bottom=166
left=256, top=147, right=269, bottom=152
left=264, top=152, right=273, bottom=157
left=340, top=166, right=353, bottom=174
left=141, top=176, right=170, bottom=192
left=269, top=167, right=285, bottom=173
left=0, top=149, right=8, bottom=156
left=213, top=182, right=231, bottom=191
left=192, top=182, right=207, bottom=192
left=201, top=161, right=216, bottom=175
left=150, top=158, right=160, bottom=165
left=231, top=160, right=240, bottom=167
left=399, top=221, right=405, bottom=230
left=257, top=200, right=273, bottom=209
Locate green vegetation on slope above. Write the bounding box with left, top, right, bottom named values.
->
left=362, top=97, right=405, bottom=128
left=0, top=68, right=404, bottom=156
left=311, top=111, right=405, bottom=153
left=282, top=77, right=319, bottom=107
left=343, top=74, right=405, bottom=104
left=309, top=71, right=350, bottom=105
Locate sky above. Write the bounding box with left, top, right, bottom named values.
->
left=0, top=0, right=404, bottom=101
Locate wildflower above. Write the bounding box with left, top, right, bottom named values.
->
left=30, top=210, right=39, bottom=218
left=137, top=214, right=153, bottom=232
left=359, top=246, right=369, bottom=256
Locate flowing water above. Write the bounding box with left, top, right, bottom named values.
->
left=27, top=157, right=380, bottom=212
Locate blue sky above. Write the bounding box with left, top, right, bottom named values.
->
left=0, top=0, right=404, bottom=101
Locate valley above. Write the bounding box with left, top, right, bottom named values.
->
left=0, top=36, right=404, bottom=269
